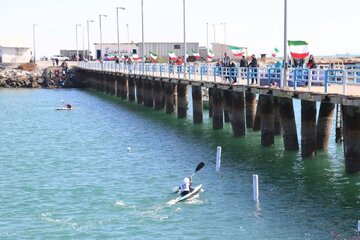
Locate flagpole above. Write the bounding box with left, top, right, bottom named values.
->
left=283, top=0, right=288, bottom=88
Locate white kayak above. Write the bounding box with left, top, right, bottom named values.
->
left=56, top=108, right=74, bottom=110
left=174, top=184, right=202, bottom=203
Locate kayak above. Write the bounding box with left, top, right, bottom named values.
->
left=174, top=184, right=202, bottom=203
left=56, top=108, right=74, bottom=110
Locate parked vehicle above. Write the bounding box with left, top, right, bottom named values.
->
left=51, top=55, right=70, bottom=61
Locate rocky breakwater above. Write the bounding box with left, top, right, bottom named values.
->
left=0, top=63, right=65, bottom=88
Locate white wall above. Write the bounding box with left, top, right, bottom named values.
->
left=0, top=47, right=32, bottom=63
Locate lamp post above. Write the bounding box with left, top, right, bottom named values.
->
left=212, top=24, right=216, bottom=43
left=32, top=24, right=36, bottom=63
left=116, top=7, right=126, bottom=59
left=99, top=14, right=107, bottom=68
left=220, top=22, right=226, bottom=57
left=141, top=0, right=145, bottom=71
left=76, top=24, right=82, bottom=62
left=183, top=0, right=186, bottom=78
left=82, top=27, right=85, bottom=60
left=206, top=22, right=209, bottom=50
left=87, top=20, right=94, bottom=61
left=283, top=0, right=288, bottom=87
left=126, top=24, right=130, bottom=56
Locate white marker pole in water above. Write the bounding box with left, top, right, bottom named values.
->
left=215, top=146, right=221, bottom=172
left=253, top=174, right=259, bottom=201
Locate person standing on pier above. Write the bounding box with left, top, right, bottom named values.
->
left=223, top=52, right=231, bottom=83
left=247, top=54, right=258, bottom=84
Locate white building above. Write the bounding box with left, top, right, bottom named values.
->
left=0, top=38, right=32, bottom=63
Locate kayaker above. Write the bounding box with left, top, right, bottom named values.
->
left=65, top=102, right=72, bottom=109
left=180, top=177, right=193, bottom=196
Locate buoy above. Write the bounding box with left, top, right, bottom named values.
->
left=216, top=146, right=221, bottom=172
left=253, top=174, right=259, bottom=201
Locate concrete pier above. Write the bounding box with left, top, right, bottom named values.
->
left=120, top=75, right=128, bottom=100
left=301, top=100, right=317, bottom=157
left=153, top=81, right=163, bottom=110
left=135, top=77, right=143, bottom=105
left=212, top=88, right=224, bottom=129
left=177, top=83, right=188, bottom=118
left=208, top=88, right=213, bottom=118
left=143, top=78, right=153, bottom=108
left=260, top=95, right=274, bottom=146
left=231, top=91, right=246, bottom=137
left=224, top=90, right=233, bottom=123
left=273, top=96, right=282, bottom=135
left=278, top=97, right=299, bottom=150
left=317, top=102, right=335, bottom=150
left=253, top=95, right=262, bottom=131
left=245, top=92, right=257, bottom=128
left=192, top=85, right=203, bottom=123
left=128, top=75, right=136, bottom=102
left=342, top=105, right=360, bottom=173
left=164, top=82, right=176, bottom=114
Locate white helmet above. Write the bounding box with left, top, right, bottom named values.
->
left=183, top=177, right=190, bottom=184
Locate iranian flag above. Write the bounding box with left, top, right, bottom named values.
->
left=207, top=49, right=214, bottom=61
left=192, top=50, right=200, bottom=59
left=271, top=48, right=279, bottom=57
left=288, top=40, right=309, bottom=59
left=149, top=51, right=158, bottom=60
left=229, top=46, right=243, bottom=57
left=168, top=50, right=177, bottom=61
left=131, top=53, right=140, bottom=61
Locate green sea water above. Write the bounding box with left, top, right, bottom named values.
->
left=0, top=88, right=359, bottom=239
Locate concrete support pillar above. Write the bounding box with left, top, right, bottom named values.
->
left=164, top=82, right=176, bottom=114
left=245, top=92, right=257, bottom=128
left=208, top=87, right=213, bottom=118
left=128, top=76, right=136, bottom=102
left=192, top=85, right=203, bottom=124
left=116, top=76, right=121, bottom=98
left=96, top=73, right=101, bottom=91
left=154, top=81, right=163, bottom=110
left=212, top=88, right=224, bottom=130
left=136, top=77, right=143, bottom=105
left=144, top=78, right=154, bottom=108
left=342, top=105, right=360, bottom=173
left=223, top=90, right=232, bottom=123
left=278, top=97, right=299, bottom=150
left=120, top=75, right=128, bottom=100
left=177, top=83, right=188, bottom=118
left=317, top=102, right=335, bottom=150
left=301, top=100, right=317, bottom=157
left=101, top=74, right=106, bottom=93
left=253, top=95, right=262, bottom=131
left=112, top=75, right=118, bottom=96
left=273, top=96, right=282, bottom=135
left=231, top=91, right=246, bottom=137
left=260, top=95, right=274, bottom=146
left=105, top=75, right=110, bottom=94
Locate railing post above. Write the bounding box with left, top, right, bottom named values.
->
left=342, top=67, right=347, bottom=95
left=293, top=69, right=297, bottom=91
left=325, top=70, right=329, bottom=93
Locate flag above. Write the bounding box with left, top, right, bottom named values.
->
left=149, top=51, right=158, bottom=60
left=229, top=46, right=243, bottom=57
left=288, top=40, right=309, bottom=59
left=207, top=49, right=214, bottom=61
left=272, top=48, right=280, bottom=57
left=131, top=53, right=140, bottom=61
left=192, top=50, right=200, bottom=60
left=168, top=50, right=177, bottom=61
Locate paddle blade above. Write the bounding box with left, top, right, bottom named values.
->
left=195, top=162, right=205, bottom=173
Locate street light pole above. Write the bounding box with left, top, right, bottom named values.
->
left=87, top=20, right=94, bottom=61
left=32, top=24, right=36, bottom=63
left=183, top=0, right=186, bottom=78
left=220, top=22, right=226, bottom=57
left=283, top=0, right=288, bottom=87
left=212, top=24, right=216, bottom=44
left=206, top=22, right=209, bottom=50
left=141, top=0, right=145, bottom=71
left=99, top=14, right=107, bottom=69
left=76, top=24, right=82, bottom=62
left=82, top=26, right=85, bottom=60
left=116, top=7, right=126, bottom=60
left=126, top=24, right=130, bottom=56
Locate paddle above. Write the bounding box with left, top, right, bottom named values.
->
left=172, top=162, right=205, bottom=193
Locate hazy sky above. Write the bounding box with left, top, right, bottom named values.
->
left=1, top=0, right=359, bottom=58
